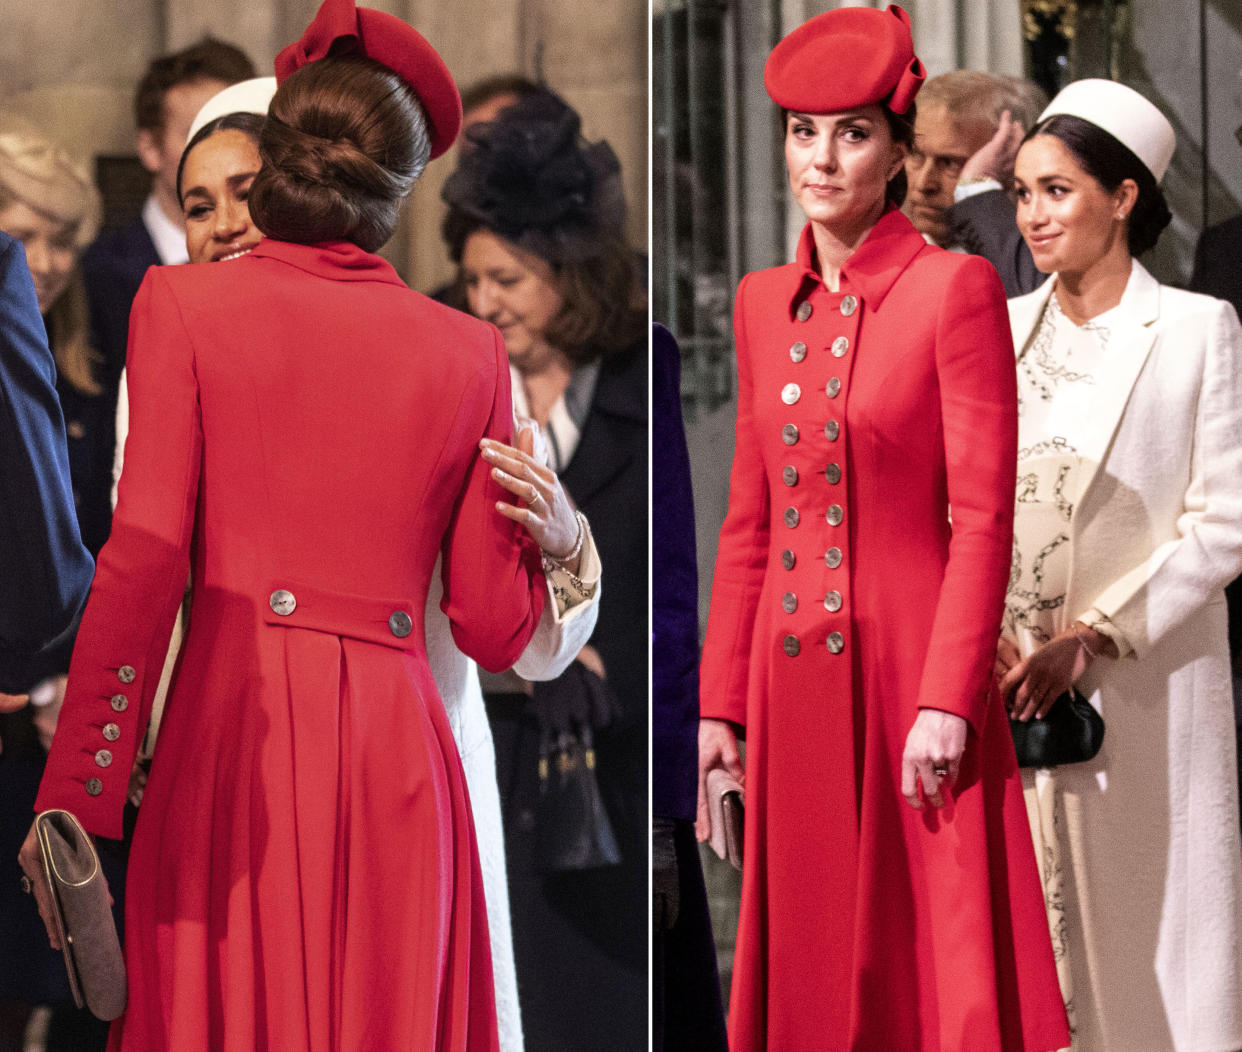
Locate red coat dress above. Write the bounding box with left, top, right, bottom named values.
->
left=700, top=210, right=1070, bottom=1051
left=35, top=239, right=546, bottom=1052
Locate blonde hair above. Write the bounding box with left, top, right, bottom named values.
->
left=0, top=120, right=103, bottom=395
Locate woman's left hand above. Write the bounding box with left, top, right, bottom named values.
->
left=1001, top=631, right=1088, bottom=722
left=480, top=427, right=581, bottom=572
left=901, top=709, right=968, bottom=810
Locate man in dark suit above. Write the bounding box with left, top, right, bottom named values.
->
left=82, top=38, right=254, bottom=387
left=0, top=231, right=93, bottom=695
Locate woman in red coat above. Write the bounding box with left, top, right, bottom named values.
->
left=17, top=3, right=578, bottom=1049
left=695, top=6, right=1069, bottom=1050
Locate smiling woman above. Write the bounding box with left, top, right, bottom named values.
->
left=178, top=118, right=264, bottom=264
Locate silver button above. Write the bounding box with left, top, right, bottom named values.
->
left=825, top=463, right=842, bottom=485
left=825, top=547, right=843, bottom=569
left=95, top=749, right=113, bottom=768
left=270, top=589, right=296, bottom=616
left=824, top=590, right=843, bottom=612
left=826, top=378, right=841, bottom=398
left=389, top=611, right=413, bottom=638
left=790, top=341, right=807, bottom=363
left=782, top=635, right=801, bottom=656
left=840, top=295, right=858, bottom=316
left=826, top=631, right=845, bottom=654
left=782, top=466, right=798, bottom=486
left=781, top=549, right=796, bottom=570
left=782, top=424, right=799, bottom=446
left=781, top=383, right=801, bottom=406
left=826, top=505, right=844, bottom=526
left=832, top=336, right=850, bottom=358
left=85, top=778, right=103, bottom=797
left=796, top=301, right=813, bottom=322
left=117, top=665, right=136, bottom=684
left=102, top=724, right=120, bottom=742
left=781, top=592, right=798, bottom=614
left=110, top=694, right=129, bottom=712
left=784, top=507, right=800, bottom=528
left=825, top=420, right=840, bottom=441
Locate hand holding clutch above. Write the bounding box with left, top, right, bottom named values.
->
left=705, top=767, right=744, bottom=870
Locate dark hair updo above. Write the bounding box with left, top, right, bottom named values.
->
left=248, top=56, right=430, bottom=252
left=1025, top=114, right=1172, bottom=256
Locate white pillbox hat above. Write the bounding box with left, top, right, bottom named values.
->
left=1038, top=78, right=1176, bottom=182
left=186, top=77, right=278, bottom=147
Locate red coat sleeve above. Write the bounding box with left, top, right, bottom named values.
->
left=36, top=269, right=202, bottom=839
left=699, top=274, right=771, bottom=728
left=438, top=327, right=546, bottom=672
left=915, top=255, right=1018, bottom=733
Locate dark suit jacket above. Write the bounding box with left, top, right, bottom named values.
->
left=80, top=217, right=161, bottom=390
left=1190, top=214, right=1242, bottom=668
left=0, top=232, right=94, bottom=691
left=946, top=188, right=1044, bottom=298
left=651, top=325, right=699, bottom=821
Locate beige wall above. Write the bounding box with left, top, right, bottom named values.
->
left=0, top=0, right=647, bottom=292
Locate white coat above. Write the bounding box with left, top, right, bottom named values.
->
left=1008, top=259, right=1242, bottom=1052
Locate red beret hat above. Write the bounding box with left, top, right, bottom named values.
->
left=765, top=4, right=925, bottom=116
left=275, top=0, right=462, bottom=159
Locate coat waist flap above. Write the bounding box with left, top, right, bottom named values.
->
left=261, top=579, right=419, bottom=651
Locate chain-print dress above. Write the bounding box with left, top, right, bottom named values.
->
left=1006, top=291, right=1123, bottom=1045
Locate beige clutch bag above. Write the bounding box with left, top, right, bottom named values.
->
left=706, top=768, right=744, bottom=871
left=35, top=810, right=127, bottom=1020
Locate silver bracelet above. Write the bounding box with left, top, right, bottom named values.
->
left=542, top=510, right=586, bottom=567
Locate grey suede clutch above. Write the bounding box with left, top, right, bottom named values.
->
left=35, top=810, right=127, bottom=1020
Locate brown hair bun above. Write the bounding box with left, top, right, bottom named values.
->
left=248, top=55, right=430, bottom=252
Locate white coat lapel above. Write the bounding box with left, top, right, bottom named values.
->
left=1071, top=260, right=1160, bottom=503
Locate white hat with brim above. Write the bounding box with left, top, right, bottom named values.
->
left=186, top=77, right=278, bottom=147
left=1038, top=78, right=1176, bottom=182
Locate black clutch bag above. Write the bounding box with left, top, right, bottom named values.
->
left=1010, top=688, right=1105, bottom=768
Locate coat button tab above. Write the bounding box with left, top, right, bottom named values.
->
left=270, top=590, right=296, bottom=616
left=389, top=611, right=413, bottom=638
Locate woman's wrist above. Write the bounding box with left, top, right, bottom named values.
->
left=541, top=510, right=586, bottom=576
left=1071, top=620, right=1118, bottom=661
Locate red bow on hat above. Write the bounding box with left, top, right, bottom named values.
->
left=274, top=0, right=462, bottom=158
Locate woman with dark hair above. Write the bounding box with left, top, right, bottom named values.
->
left=18, top=1, right=580, bottom=1048
left=1000, top=79, right=1242, bottom=1050
left=694, top=6, right=1068, bottom=1050
left=441, top=89, right=648, bottom=1052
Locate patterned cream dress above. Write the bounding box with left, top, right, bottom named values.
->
left=1005, top=291, right=1123, bottom=1046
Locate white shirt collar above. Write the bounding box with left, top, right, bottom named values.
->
left=142, top=195, right=189, bottom=265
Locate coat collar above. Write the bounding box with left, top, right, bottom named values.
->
left=789, top=207, right=927, bottom=316
left=249, top=239, right=408, bottom=286
left=1011, top=258, right=1161, bottom=502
